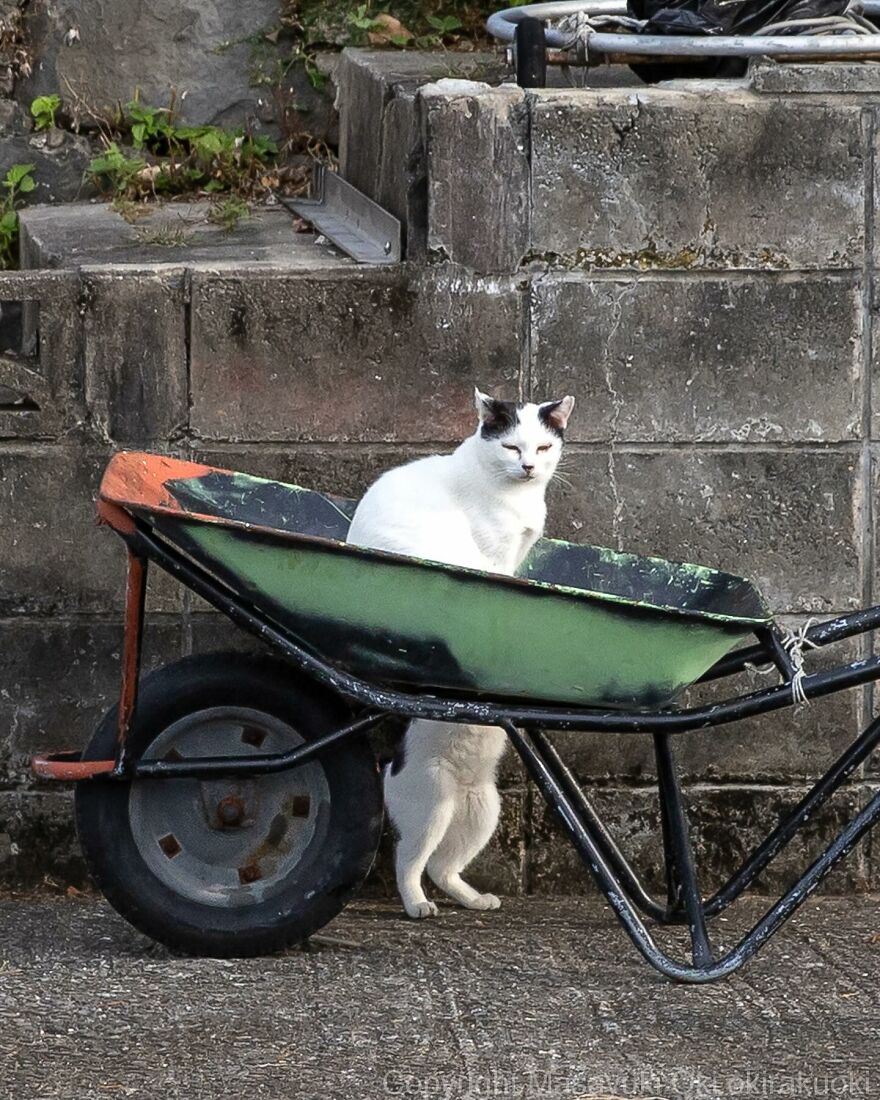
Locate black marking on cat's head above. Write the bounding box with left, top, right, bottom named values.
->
left=475, top=387, right=520, bottom=440
left=538, top=395, right=575, bottom=438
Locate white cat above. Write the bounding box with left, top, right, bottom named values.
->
left=346, top=387, right=575, bottom=918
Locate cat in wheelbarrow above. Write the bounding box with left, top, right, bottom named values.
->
left=347, top=388, right=575, bottom=918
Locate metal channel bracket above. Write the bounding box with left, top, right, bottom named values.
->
left=282, top=165, right=401, bottom=265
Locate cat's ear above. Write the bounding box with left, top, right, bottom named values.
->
left=539, top=395, right=575, bottom=434
left=474, top=387, right=495, bottom=420
left=475, top=387, right=518, bottom=436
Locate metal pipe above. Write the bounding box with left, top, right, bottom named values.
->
left=116, top=550, right=148, bottom=770
left=703, top=714, right=880, bottom=914
left=131, top=711, right=387, bottom=779
left=653, top=733, right=713, bottom=966
left=508, top=719, right=880, bottom=981
left=527, top=729, right=670, bottom=921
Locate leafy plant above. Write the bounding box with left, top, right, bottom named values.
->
left=86, top=142, right=147, bottom=199
left=347, top=4, right=382, bottom=33
left=426, top=13, right=463, bottom=34
left=0, top=163, right=36, bottom=269
left=30, top=94, right=61, bottom=131
left=85, top=102, right=279, bottom=203
left=207, top=195, right=250, bottom=232
left=127, top=99, right=174, bottom=150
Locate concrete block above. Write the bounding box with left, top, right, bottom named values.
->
left=0, top=447, right=179, bottom=615
left=529, top=89, right=866, bottom=270
left=376, top=90, right=427, bottom=259
left=82, top=272, right=188, bottom=445
left=337, top=50, right=505, bottom=202
left=868, top=445, right=880, bottom=606
left=190, top=269, right=524, bottom=442
left=0, top=615, right=182, bottom=786
left=547, top=448, right=861, bottom=614
left=422, top=81, right=529, bottom=272
left=531, top=275, right=862, bottom=443
left=749, top=58, right=880, bottom=94
left=527, top=784, right=863, bottom=895
left=193, top=443, right=419, bottom=492
left=338, top=50, right=396, bottom=200
left=0, top=270, right=82, bottom=441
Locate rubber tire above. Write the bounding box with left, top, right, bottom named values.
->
left=75, top=652, right=383, bottom=957
left=515, top=17, right=547, bottom=88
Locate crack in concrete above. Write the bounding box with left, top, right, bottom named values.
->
left=611, top=95, right=643, bottom=151
left=603, top=282, right=635, bottom=551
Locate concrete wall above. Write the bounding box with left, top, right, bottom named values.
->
left=3, top=51, right=880, bottom=898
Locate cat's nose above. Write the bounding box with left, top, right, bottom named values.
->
left=522, top=463, right=534, bottom=474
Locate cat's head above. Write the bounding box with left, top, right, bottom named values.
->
left=473, top=387, right=575, bottom=486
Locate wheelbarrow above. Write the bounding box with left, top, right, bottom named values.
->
left=31, top=451, right=880, bottom=982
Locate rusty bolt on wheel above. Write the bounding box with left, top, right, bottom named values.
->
left=217, top=794, right=247, bottom=828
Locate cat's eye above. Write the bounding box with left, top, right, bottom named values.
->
left=502, top=444, right=521, bottom=455
left=537, top=444, right=552, bottom=453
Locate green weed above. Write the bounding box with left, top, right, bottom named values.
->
left=0, top=163, right=36, bottom=269
left=86, top=100, right=279, bottom=202
left=30, top=94, right=61, bottom=131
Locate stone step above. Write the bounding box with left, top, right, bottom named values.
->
left=19, top=202, right=355, bottom=273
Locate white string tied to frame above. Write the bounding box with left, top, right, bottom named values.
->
left=781, top=618, right=820, bottom=706
left=555, top=9, right=646, bottom=64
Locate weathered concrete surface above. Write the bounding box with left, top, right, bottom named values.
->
left=422, top=81, right=530, bottom=272
left=529, top=784, right=871, bottom=895
left=0, top=893, right=878, bottom=1099
left=749, top=57, right=880, bottom=94
left=0, top=616, right=182, bottom=790
left=19, top=203, right=353, bottom=272
left=528, top=90, right=865, bottom=271
left=338, top=52, right=875, bottom=273
left=337, top=50, right=505, bottom=200
left=531, top=275, right=862, bottom=443
left=0, top=269, right=81, bottom=441
left=189, top=270, right=524, bottom=443
left=0, top=447, right=122, bottom=615
left=17, top=0, right=283, bottom=130
left=82, top=272, right=188, bottom=445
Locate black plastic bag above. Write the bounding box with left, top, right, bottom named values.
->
left=628, top=0, right=849, bottom=36
left=625, top=0, right=852, bottom=80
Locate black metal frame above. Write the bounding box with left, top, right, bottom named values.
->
left=70, top=520, right=880, bottom=981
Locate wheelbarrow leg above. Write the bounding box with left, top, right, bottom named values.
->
left=527, top=729, right=670, bottom=923
left=115, top=548, right=148, bottom=771
left=653, top=733, right=713, bottom=968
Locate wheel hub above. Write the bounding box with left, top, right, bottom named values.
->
left=128, top=706, right=330, bottom=908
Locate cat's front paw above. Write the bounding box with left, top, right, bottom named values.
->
left=466, top=892, right=501, bottom=911
left=405, top=899, right=439, bottom=919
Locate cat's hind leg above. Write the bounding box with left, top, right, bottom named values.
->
left=426, top=782, right=502, bottom=912
left=385, top=751, right=455, bottom=919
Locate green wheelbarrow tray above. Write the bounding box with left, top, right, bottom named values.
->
left=97, top=452, right=771, bottom=710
